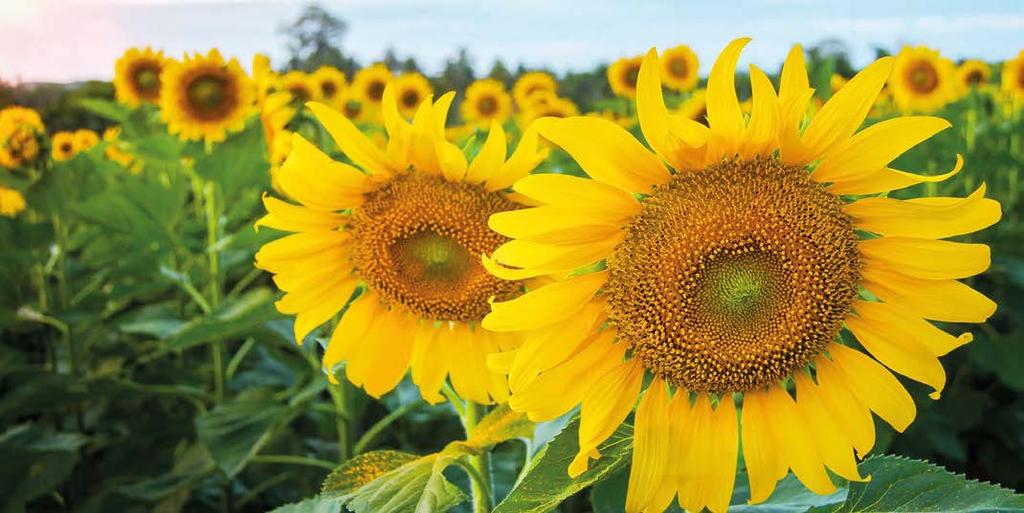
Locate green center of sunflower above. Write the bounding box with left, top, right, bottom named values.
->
left=906, top=60, right=939, bottom=94
left=669, top=57, right=688, bottom=78
left=351, top=173, right=521, bottom=322
left=624, top=65, right=640, bottom=88
left=606, top=158, right=861, bottom=393
left=477, top=96, right=498, bottom=116
left=134, top=66, right=160, bottom=94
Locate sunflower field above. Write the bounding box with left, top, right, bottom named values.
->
left=2, top=21, right=1024, bottom=513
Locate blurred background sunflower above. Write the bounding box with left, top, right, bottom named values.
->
left=158, top=49, right=255, bottom=143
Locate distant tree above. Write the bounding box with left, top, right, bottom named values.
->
left=400, top=58, right=421, bottom=74
left=487, top=60, right=513, bottom=88
left=280, top=4, right=357, bottom=75
left=437, top=48, right=475, bottom=93
left=807, top=38, right=856, bottom=77
left=382, top=48, right=401, bottom=71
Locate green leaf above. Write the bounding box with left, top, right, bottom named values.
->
left=810, top=455, right=1024, bottom=512
left=0, top=424, right=88, bottom=513
left=269, top=496, right=343, bottom=513
left=493, top=417, right=632, bottom=513
left=78, top=98, right=129, bottom=122
left=192, top=119, right=269, bottom=195
left=343, top=454, right=466, bottom=513
left=119, top=443, right=216, bottom=502
left=322, top=450, right=419, bottom=495
left=195, top=389, right=299, bottom=478
left=464, top=404, right=534, bottom=450
left=164, top=288, right=281, bottom=351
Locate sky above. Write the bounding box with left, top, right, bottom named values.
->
left=1, top=0, right=1022, bottom=84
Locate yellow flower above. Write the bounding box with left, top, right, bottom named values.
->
left=51, top=131, right=78, bottom=161
left=74, top=129, right=99, bottom=152
left=0, top=106, right=44, bottom=169
left=1000, top=50, right=1024, bottom=103
left=113, top=47, right=166, bottom=106
left=0, top=186, right=26, bottom=217
left=336, top=90, right=369, bottom=123
left=391, top=72, right=434, bottom=118
left=607, top=55, right=643, bottom=98
left=159, top=49, right=256, bottom=143
left=253, top=53, right=280, bottom=99
left=481, top=39, right=1000, bottom=513
left=513, top=72, right=557, bottom=108
left=352, top=64, right=393, bottom=107
left=889, top=45, right=957, bottom=113
left=461, top=79, right=512, bottom=127
left=103, top=126, right=141, bottom=173
left=831, top=73, right=848, bottom=95
left=677, top=88, right=707, bottom=125
left=312, top=66, right=347, bottom=105
left=253, top=86, right=548, bottom=403
left=660, top=45, right=699, bottom=91
left=519, top=92, right=579, bottom=126
left=280, top=71, right=317, bottom=103
left=956, top=60, right=990, bottom=95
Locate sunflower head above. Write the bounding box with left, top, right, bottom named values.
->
left=391, top=72, right=434, bottom=118
left=0, top=186, right=26, bottom=217
left=607, top=55, right=643, bottom=98
left=74, top=129, right=100, bottom=152
left=1000, top=50, right=1024, bottom=102
left=311, top=66, right=347, bottom=103
left=889, top=45, right=957, bottom=113
left=518, top=92, right=579, bottom=126
left=660, top=45, right=700, bottom=91
left=103, top=126, right=140, bottom=172
left=482, top=39, right=1000, bottom=513
left=0, top=106, right=44, bottom=169
left=677, top=88, right=708, bottom=125
left=114, top=47, right=166, bottom=106
left=51, top=131, right=78, bottom=162
left=159, top=49, right=256, bottom=143
left=956, top=60, right=991, bottom=95
left=352, top=64, right=393, bottom=106
left=512, top=71, right=558, bottom=107
left=253, top=84, right=547, bottom=404
left=280, top=71, right=316, bottom=103
left=461, top=79, right=512, bottom=126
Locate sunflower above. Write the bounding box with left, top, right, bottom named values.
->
left=608, top=55, right=643, bottom=98
left=481, top=39, right=1000, bottom=513
left=461, top=79, right=512, bottom=127
left=1000, top=50, right=1024, bottom=103
left=312, top=66, right=347, bottom=104
left=956, top=60, right=990, bottom=94
left=352, top=64, right=393, bottom=107
left=587, top=110, right=635, bottom=129
left=51, top=131, right=78, bottom=161
left=519, top=92, right=579, bottom=126
left=103, top=126, right=141, bottom=173
left=0, top=186, right=26, bottom=217
left=0, top=106, right=44, bottom=169
left=391, top=72, right=434, bottom=118
left=889, top=45, right=956, bottom=113
left=113, top=47, right=166, bottom=106
left=159, top=49, right=256, bottom=144
left=660, top=45, right=699, bottom=92
left=336, top=90, right=369, bottom=123
left=74, top=129, right=100, bottom=152
left=280, top=71, right=317, bottom=103
left=253, top=86, right=547, bottom=403
left=513, top=72, right=557, bottom=108
left=830, top=73, right=848, bottom=96
left=677, top=88, right=708, bottom=125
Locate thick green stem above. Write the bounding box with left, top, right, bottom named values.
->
left=202, top=182, right=226, bottom=402
left=462, top=402, right=492, bottom=513
left=327, top=381, right=353, bottom=462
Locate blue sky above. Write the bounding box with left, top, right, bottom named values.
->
left=1, top=0, right=1022, bottom=83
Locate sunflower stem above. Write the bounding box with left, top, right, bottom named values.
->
left=202, top=181, right=226, bottom=403
left=461, top=401, right=492, bottom=513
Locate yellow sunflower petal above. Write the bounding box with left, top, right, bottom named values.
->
left=465, top=121, right=507, bottom=185
left=322, top=295, right=379, bottom=383
left=852, top=300, right=973, bottom=358
left=489, top=206, right=624, bottom=244
left=813, top=117, right=951, bottom=183
left=859, top=237, right=990, bottom=280
left=507, top=301, right=605, bottom=392
left=432, top=92, right=469, bottom=181
left=491, top=236, right=622, bottom=274
left=860, top=265, right=996, bottom=323
left=636, top=48, right=677, bottom=166
left=741, top=64, right=780, bottom=159
left=410, top=323, right=450, bottom=404
left=706, top=38, right=750, bottom=144
left=447, top=323, right=494, bottom=404
left=624, top=379, right=673, bottom=513
left=813, top=357, right=876, bottom=457
left=570, top=358, right=644, bottom=477
left=533, top=117, right=670, bottom=194
left=288, top=275, right=359, bottom=344
left=827, top=155, right=964, bottom=195
left=764, top=385, right=836, bottom=495
left=511, top=173, right=641, bottom=220
left=778, top=44, right=812, bottom=164
left=254, top=194, right=346, bottom=232
left=846, top=184, right=1001, bottom=239
left=793, top=373, right=866, bottom=483
left=798, top=57, right=894, bottom=162
left=408, top=97, right=443, bottom=175
left=483, top=272, right=606, bottom=332
left=254, top=231, right=348, bottom=270
left=677, top=394, right=738, bottom=513
left=307, top=101, right=392, bottom=177
left=484, top=126, right=548, bottom=192
left=361, top=312, right=415, bottom=398
left=278, top=134, right=372, bottom=210
left=741, top=389, right=788, bottom=504
left=824, top=343, right=916, bottom=432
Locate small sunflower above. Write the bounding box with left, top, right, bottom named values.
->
left=461, top=79, right=512, bottom=127
left=0, top=106, right=44, bottom=169
left=253, top=54, right=280, bottom=98
left=51, top=131, right=78, bottom=162
left=337, top=90, right=369, bottom=123
left=513, top=72, right=557, bottom=108
left=253, top=86, right=547, bottom=403
left=0, top=186, right=26, bottom=217
left=831, top=73, right=848, bottom=96
left=587, top=110, right=635, bottom=128
left=677, top=88, right=708, bottom=125
left=608, top=55, right=643, bottom=98
left=312, top=66, right=347, bottom=104
left=352, top=64, right=393, bottom=107
left=280, top=71, right=317, bottom=103
left=74, top=129, right=100, bottom=152
left=660, top=45, right=699, bottom=92
left=114, top=47, right=166, bottom=106
left=889, top=45, right=956, bottom=113
left=519, top=92, right=579, bottom=126
left=103, top=126, right=141, bottom=173
left=1000, top=50, right=1024, bottom=103
left=482, top=39, right=1000, bottom=513
left=391, top=72, right=434, bottom=118
left=957, top=60, right=991, bottom=94
left=159, top=49, right=256, bottom=144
